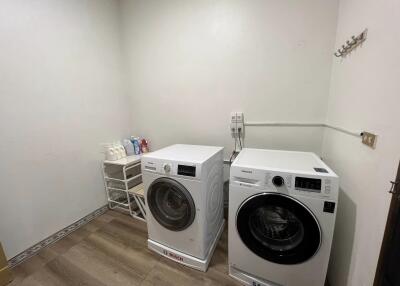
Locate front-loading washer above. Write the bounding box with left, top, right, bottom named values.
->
left=142, top=144, right=225, bottom=272
left=228, top=148, right=339, bottom=286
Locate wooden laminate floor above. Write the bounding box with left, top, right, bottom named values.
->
left=9, top=210, right=242, bottom=286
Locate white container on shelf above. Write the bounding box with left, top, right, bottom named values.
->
left=102, top=142, right=128, bottom=161
left=112, top=142, right=122, bottom=159
left=105, top=147, right=118, bottom=161
left=119, top=145, right=127, bottom=158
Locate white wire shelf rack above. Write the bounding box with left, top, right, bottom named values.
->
left=102, top=155, right=146, bottom=222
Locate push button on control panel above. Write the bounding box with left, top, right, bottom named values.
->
left=325, top=186, right=331, bottom=194
left=325, top=179, right=332, bottom=194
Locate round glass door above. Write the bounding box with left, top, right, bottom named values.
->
left=237, top=193, right=321, bottom=264
left=147, top=177, right=196, bottom=231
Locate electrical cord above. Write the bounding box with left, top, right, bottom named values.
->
left=230, top=136, right=238, bottom=164
left=234, top=134, right=237, bottom=153
left=229, top=150, right=236, bottom=164
left=238, top=129, right=243, bottom=150
left=230, top=115, right=245, bottom=164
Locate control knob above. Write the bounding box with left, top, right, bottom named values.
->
left=163, top=164, right=171, bottom=173
left=272, top=176, right=284, bottom=187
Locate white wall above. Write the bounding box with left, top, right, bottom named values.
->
left=322, top=0, right=400, bottom=285
left=120, top=0, right=339, bottom=158
left=0, top=0, right=131, bottom=258
left=5, top=5, right=397, bottom=286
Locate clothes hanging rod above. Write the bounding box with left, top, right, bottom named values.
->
left=244, top=122, right=362, bottom=137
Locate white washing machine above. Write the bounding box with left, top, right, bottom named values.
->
left=142, top=144, right=225, bottom=271
left=229, top=148, right=339, bottom=286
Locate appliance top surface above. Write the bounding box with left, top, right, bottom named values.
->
left=142, top=144, right=223, bottom=163
left=232, top=148, right=337, bottom=177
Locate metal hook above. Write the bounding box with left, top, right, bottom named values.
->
left=338, top=47, right=346, bottom=56
left=346, top=40, right=355, bottom=49
left=357, top=33, right=364, bottom=41
left=334, top=29, right=367, bottom=59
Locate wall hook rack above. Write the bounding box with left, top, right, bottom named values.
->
left=334, top=29, right=367, bottom=58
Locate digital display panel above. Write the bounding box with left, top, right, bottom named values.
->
left=295, top=177, right=322, bottom=192
left=177, top=165, right=196, bottom=177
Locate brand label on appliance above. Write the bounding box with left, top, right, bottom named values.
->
left=163, top=249, right=184, bottom=261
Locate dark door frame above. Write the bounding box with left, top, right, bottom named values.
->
left=374, top=160, right=400, bottom=286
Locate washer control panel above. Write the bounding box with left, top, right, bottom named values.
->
left=142, top=159, right=199, bottom=179
left=262, top=171, right=337, bottom=199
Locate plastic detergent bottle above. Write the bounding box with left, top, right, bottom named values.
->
left=123, top=139, right=135, bottom=156
left=141, top=139, right=149, bottom=153
left=118, top=144, right=127, bottom=158
left=106, top=147, right=118, bottom=161
left=133, top=138, right=141, bottom=155
left=130, top=136, right=136, bottom=148
left=113, top=142, right=122, bottom=159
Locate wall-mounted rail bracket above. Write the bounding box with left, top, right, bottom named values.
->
left=334, top=29, right=367, bottom=58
